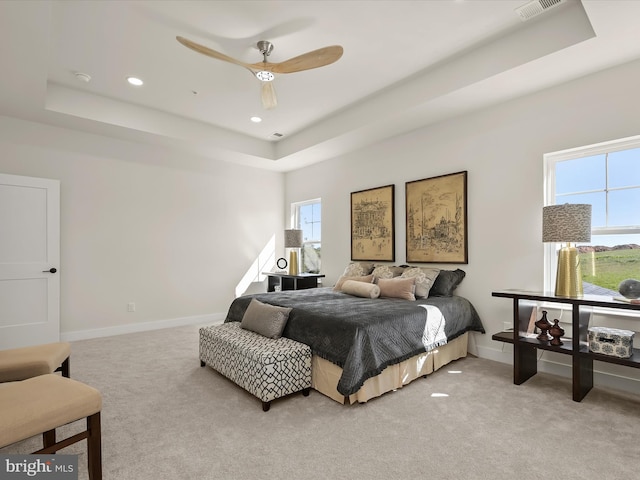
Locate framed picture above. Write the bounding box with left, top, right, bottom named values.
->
left=405, top=171, right=468, bottom=263
left=351, top=184, right=395, bottom=262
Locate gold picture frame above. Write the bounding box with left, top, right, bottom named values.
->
left=405, top=171, right=468, bottom=263
left=351, top=184, right=395, bottom=262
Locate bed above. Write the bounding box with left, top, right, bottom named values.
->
left=223, top=269, right=485, bottom=404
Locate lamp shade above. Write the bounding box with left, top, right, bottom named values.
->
left=542, top=204, right=592, bottom=243
left=284, top=229, right=303, bottom=248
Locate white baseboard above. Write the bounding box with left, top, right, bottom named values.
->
left=60, top=313, right=226, bottom=342
left=477, top=343, right=640, bottom=396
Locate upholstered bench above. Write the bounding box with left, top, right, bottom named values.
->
left=199, top=322, right=311, bottom=411
left=0, top=374, right=102, bottom=480
left=0, top=342, right=71, bottom=382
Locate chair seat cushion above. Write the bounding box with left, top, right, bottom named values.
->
left=0, top=342, right=71, bottom=382
left=0, top=374, right=101, bottom=448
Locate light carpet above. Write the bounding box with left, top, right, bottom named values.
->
left=2, top=324, right=639, bottom=479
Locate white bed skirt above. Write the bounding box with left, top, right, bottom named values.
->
left=311, top=332, right=469, bottom=404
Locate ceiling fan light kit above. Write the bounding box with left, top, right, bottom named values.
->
left=176, top=36, right=343, bottom=109
left=256, top=71, right=274, bottom=82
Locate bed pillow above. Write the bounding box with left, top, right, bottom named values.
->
left=342, top=262, right=375, bottom=277
left=371, top=265, right=406, bottom=280
left=400, top=267, right=440, bottom=298
left=377, top=277, right=416, bottom=301
left=430, top=269, right=466, bottom=297
left=342, top=280, right=380, bottom=299
left=333, top=274, right=374, bottom=292
left=240, top=298, right=292, bottom=339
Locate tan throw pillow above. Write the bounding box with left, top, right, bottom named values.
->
left=342, top=262, right=375, bottom=277
left=333, top=274, right=374, bottom=291
left=342, top=280, right=381, bottom=299
left=377, top=277, right=416, bottom=301
left=240, top=298, right=292, bottom=339
left=400, top=267, right=441, bottom=298
left=371, top=265, right=405, bottom=280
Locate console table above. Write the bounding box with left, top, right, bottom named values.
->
left=492, top=290, right=640, bottom=402
left=263, top=272, right=325, bottom=292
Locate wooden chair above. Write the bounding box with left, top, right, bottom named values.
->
left=0, top=342, right=71, bottom=382
left=0, top=374, right=102, bottom=480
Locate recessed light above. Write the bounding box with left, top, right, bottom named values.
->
left=250, top=116, right=262, bottom=123
left=127, top=77, right=144, bottom=86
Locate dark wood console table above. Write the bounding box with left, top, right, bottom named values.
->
left=263, top=272, right=325, bottom=292
left=492, top=290, right=640, bottom=402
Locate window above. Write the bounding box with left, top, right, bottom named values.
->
left=544, top=135, right=640, bottom=295
left=292, top=199, right=321, bottom=273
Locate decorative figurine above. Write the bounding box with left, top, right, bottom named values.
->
left=535, top=310, right=552, bottom=341
left=549, top=319, right=565, bottom=346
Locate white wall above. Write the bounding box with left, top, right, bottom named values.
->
left=1, top=57, right=638, bottom=392
left=286, top=57, right=640, bottom=392
left=0, top=116, right=283, bottom=339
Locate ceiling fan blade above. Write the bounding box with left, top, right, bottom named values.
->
left=176, top=36, right=255, bottom=70
left=268, top=45, right=343, bottom=74
left=261, top=82, right=277, bottom=110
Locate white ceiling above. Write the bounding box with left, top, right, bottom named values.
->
left=1, top=0, right=640, bottom=172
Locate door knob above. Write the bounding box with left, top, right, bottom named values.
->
left=43, top=268, right=57, bottom=273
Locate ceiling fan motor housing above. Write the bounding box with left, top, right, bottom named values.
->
left=257, top=40, right=274, bottom=57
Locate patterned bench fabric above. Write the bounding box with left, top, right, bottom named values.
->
left=199, top=323, right=312, bottom=403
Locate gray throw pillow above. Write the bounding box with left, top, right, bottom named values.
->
left=430, top=269, right=466, bottom=297
left=240, top=298, right=292, bottom=339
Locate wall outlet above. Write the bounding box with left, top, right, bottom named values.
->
left=127, top=302, right=136, bottom=312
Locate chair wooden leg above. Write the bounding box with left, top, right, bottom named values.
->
left=86, top=412, right=102, bottom=480
left=55, top=356, right=70, bottom=378
left=43, top=429, right=56, bottom=449
left=61, top=357, right=70, bottom=378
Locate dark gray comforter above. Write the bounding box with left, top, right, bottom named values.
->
left=224, top=287, right=485, bottom=396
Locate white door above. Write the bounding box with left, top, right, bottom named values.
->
left=0, top=173, right=60, bottom=349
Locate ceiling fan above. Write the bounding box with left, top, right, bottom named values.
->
left=176, top=36, right=343, bottom=109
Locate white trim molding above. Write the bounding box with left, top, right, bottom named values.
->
left=61, top=312, right=226, bottom=342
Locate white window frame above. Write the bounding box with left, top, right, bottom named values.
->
left=291, top=198, right=321, bottom=273
left=544, top=134, right=640, bottom=317
left=291, top=198, right=321, bottom=241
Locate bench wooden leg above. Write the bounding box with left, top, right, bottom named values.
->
left=262, top=401, right=271, bottom=412
left=200, top=360, right=205, bottom=367
left=87, top=412, right=102, bottom=480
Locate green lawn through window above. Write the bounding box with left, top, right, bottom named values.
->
left=580, top=248, right=640, bottom=291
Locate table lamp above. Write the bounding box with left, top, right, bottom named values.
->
left=542, top=204, right=592, bottom=297
left=284, top=229, right=303, bottom=275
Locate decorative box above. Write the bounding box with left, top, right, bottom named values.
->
left=588, top=327, right=634, bottom=358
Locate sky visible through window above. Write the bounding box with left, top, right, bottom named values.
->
left=555, top=147, right=640, bottom=247
left=299, top=202, right=321, bottom=242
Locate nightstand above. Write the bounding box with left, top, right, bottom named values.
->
left=263, top=272, right=325, bottom=292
